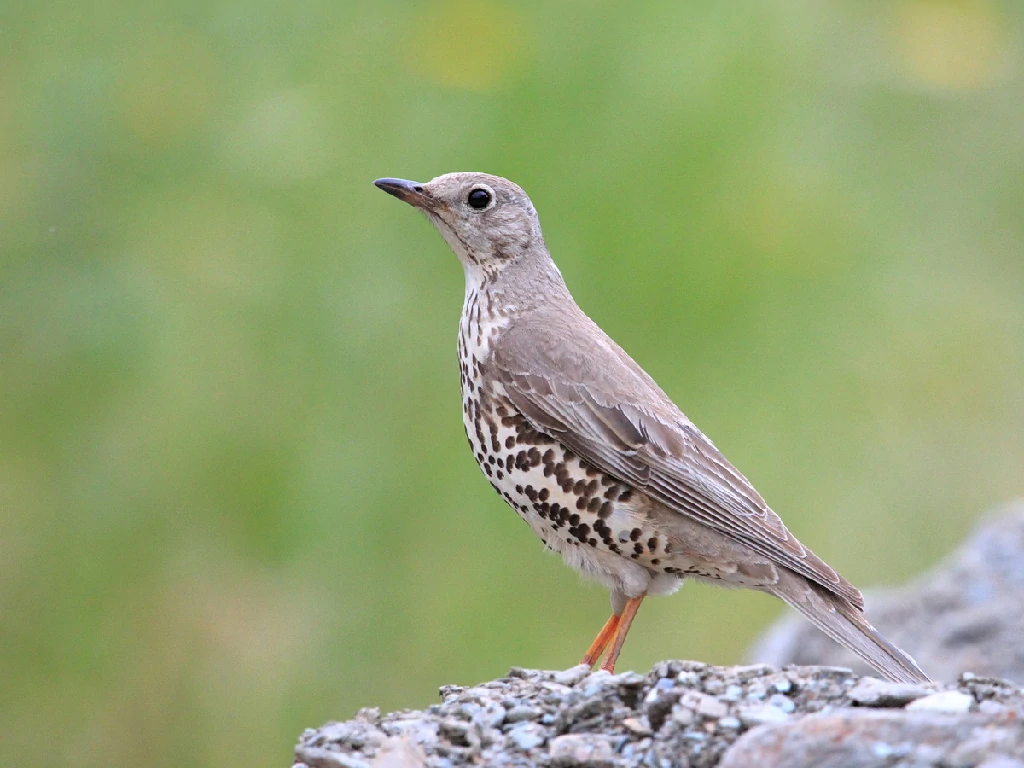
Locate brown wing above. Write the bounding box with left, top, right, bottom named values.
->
left=490, top=314, right=863, bottom=609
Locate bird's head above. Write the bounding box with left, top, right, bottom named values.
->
left=374, top=172, right=546, bottom=276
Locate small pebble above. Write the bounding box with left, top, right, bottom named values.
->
left=680, top=691, right=728, bottom=719
left=736, top=704, right=790, bottom=725
left=552, top=665, right=591, bottom=687
left=504, top=706, right=542, bottom=723
left=768, top=693, right=795, bottom=713
left=848, top=677, right=929, bottom=707
left=717, top=716, right=742, bottom=729
left=744, top=682, right=767, bottom=701
left=549, top=734, right=615, bottom=767
left=676, top=671, right=701, bottom=687
left=906, top=690, right=974, bottom=713
left=622, top=717, right=651, bottom=735
left=671, top=704, right=696, bottom=726
left=506, top=722, right=546, bottom=750
left=722, top=685, right=743, bottom=702
left=978, top=699, right=1008, bottom=716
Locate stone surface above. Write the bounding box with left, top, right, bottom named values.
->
left=751, top=500, right=1024, bottom=684
left=847, top=677, right=930, bottom=707
left=719, top=710, right=1024, bottom=768
left=295, top=661, right=1024, bottom=767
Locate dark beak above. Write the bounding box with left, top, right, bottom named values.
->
left=374, top=177, right=432, bottom=209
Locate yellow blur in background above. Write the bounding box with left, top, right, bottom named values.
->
left=2, top=1, right=1023, bottom=765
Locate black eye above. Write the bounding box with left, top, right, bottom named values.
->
left=467, top=188, right=492, bottom=209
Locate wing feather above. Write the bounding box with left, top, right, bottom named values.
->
left=493, top=325, right=863, bottom=610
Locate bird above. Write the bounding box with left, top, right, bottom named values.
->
left=373, top=172, right=931, bottom=684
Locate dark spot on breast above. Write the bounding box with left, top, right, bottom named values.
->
left=505, top=435, right=516, bottom=449
left=538, top=488, right=549, bottom=502
left=633, top=542, right=644, bottom=556
left=651, top=558, right=660, bottom=566
left=598, top=501, right=612, bottom=519
left=630, top=528, right=642, bottom=541
left=618, top=488, right=633, bottom=503
left=648, top=537, right=657, bottom=552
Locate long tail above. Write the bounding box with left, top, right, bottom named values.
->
left=768, top=570, right=932, bottom=684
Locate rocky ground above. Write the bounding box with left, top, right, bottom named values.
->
left=297, top=501, right=1024, bottom=767
left=295, top=662, right=1024, bottom=768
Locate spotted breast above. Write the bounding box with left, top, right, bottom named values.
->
left=458, top=281, right=686, bottom=608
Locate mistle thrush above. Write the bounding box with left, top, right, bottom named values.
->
left=374, top=172, right=930, bottom=684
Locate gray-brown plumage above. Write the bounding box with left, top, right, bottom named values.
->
left=374, top=172, right=930, bottom=684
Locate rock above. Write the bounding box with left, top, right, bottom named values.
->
left=551, top=664, right=591, bottom=687
left=548, top=734, right=617, bottom=767
left=295, top=661, right=1024, bottom=767
left=847, top=677, right=930, bottom=707
left=370, top=737, right=427, bottom=768
left=750, top=500, right=1024, bottom=684
left=906, top=690, right=974, bottom=713
left=506, top=722, right=546, bottom=751
left=719, top=710, right=1024, bottom=768
left=736, top=704, right=791, bottom=726
left=295, top=747, right=372, bottom=768
left=679, top=690, right=729, bottom=719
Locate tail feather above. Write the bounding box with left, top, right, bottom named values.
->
left=769, top=572, right=932, bottom=684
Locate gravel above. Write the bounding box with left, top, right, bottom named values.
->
left=294, top=662, right=1024, bottom=767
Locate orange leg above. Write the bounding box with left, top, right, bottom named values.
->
left=580, top=613, right=621, bottom=668
left=599, top=596, right=645, bottom=673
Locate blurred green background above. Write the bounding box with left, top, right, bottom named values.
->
left=2, top=0, right=1023, bottom=765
